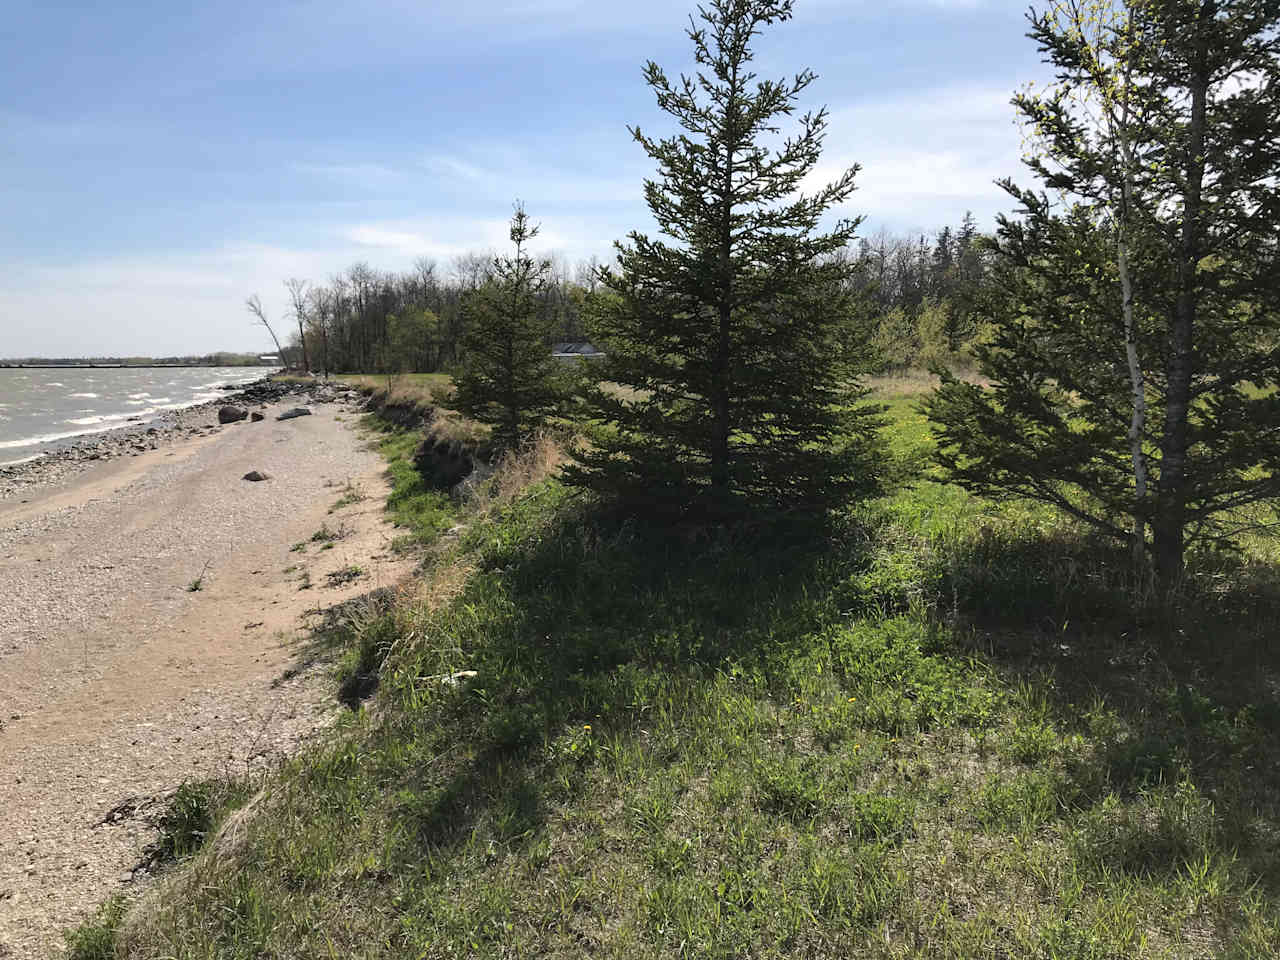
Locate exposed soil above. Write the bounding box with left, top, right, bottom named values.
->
left=0, top=398, right=415, bottom=958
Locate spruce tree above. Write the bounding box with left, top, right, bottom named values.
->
left=565, top=0, right=886, bottom=517
left=454, top=203, right=560, bottom=448
left=926, top=0, right=1280, bottom=587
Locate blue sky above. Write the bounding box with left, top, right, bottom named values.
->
left=1, top=0, right=1048, bottom=357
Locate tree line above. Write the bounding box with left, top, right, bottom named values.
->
left=248, top=0, right=1279, bottom=591
left=251, top=220, right=992, bottom=380
left=250, top=252, right=599, bottom=379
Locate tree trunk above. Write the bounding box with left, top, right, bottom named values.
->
left=1115, top=76, right=1148, bottom=573
left=711, top=69, right=738, bottom=497
left=1155, top=17, right=1210, bottom=588
left=1120, top=230, right=1148, bottom=570
left=712, top=303, right=731, bottom=494
left=297, top=320, right=310, bottom=375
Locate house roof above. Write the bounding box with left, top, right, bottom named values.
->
left=551, top=341, right=602, bottom=356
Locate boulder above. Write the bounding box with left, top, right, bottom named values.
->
left=218, top=405, right=248, bottom=424
left=243, top=471, right=271, bottom=482
left=276, top=407, right=312, bottom=421
left=250, top=412, right=265, bottom=422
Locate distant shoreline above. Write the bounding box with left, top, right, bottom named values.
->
left=0, top=364, right=281, bottom=370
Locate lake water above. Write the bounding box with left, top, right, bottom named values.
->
left=0, top=367, right=276, bottom=464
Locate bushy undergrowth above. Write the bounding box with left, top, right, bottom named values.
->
left=112, top=389, right=1280, bottom=959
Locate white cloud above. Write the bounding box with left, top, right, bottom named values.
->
left=0, top=209, right=618, bottom=356
left=0, top=245, right=339, bottom=357
left=811, top=86, right=1022, bottom=234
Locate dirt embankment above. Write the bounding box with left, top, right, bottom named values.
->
left=0, top=395, right=416, bottom=959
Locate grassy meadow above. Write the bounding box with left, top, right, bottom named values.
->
left=84, top=376, right=1280, bottom=960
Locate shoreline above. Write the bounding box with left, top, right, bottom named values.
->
left=0, top=390, right=414, bottom=959
left=0, top=377, right=360, bottom=500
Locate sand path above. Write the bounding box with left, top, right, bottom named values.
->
left=0, top=400, right=413, bottom=958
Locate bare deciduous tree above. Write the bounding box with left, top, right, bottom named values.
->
left=246, top=294, right=286, bottom=369
left=284, top=278, right=311, bottom=375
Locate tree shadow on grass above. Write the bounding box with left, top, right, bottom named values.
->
left=935, top=524, right=1280, bottom=889
left=378, top=501, right=878, bottom=862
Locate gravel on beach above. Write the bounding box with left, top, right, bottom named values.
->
left=0, top=378, right=363, bottom=500
left=0, top=379, right=416, bottom=960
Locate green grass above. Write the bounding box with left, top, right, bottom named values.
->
left=366, top=416, right=456, bottom=550
left=65, top=898, right=127, bottom=960
left=113, top=387, right=1280, bottom=959
left=150, top=779, right=253, bottom=864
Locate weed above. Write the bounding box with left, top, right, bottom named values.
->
left=63, top=897, right=126, bottom=960
left=326, top=564, right=364, bottom=587
left=329, top=480, right=367, bottom=512
left=310, top=522, right=345, bottom=543
left=149, top=778, right=250, bottom=864
left=186, top=559, right=212, bottom=593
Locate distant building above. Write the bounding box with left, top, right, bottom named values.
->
left=552, top=342, right=604, bottom=359
left=259, top=355, right=281, bottom=364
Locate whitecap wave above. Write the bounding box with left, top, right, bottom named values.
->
left=64, top=410, right=152, bottom=426
left=68, top=392, right=100, bottom=398
left=0, top=452, right=44, bottom=467
left=128, top=392, right=151, bottom=400
left=0, top=422, right=143, bottom=450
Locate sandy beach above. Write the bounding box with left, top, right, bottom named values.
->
left=0, top=393, right=415, bottom=958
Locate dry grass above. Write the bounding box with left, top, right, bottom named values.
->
left=339, top=373, right=455, bottom=412
left=424, top=406, right=489, bottom=450
left=485, top=432, right=569, bottom=508
left=866, top=366, right=989, bottom=396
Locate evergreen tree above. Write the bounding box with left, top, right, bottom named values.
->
left=454, top=203, right=561, bottom=448
left=565, top=0, right=887, bottom=517
left=931, top=225, right=955, bottom=296
left=926, top=0, right=1280, bottom=587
